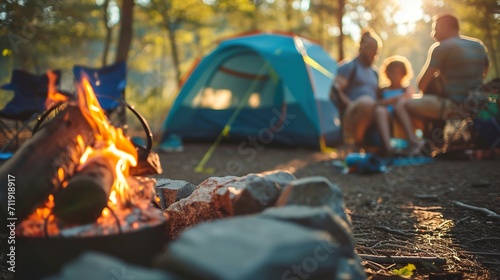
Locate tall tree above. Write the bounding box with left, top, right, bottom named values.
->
left=337, top=0, right=346, bottom=61
left=115, top=0, right=134, bottom=63
left=450, top=0, right=500, bottom=78
left=165, top=11, right=182, bottom=82
left=146, top=0, right=218, bottom=82
left=101, top=0, right=113, bottom=66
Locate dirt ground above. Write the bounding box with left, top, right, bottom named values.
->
left=157, top=142, right=500, bottom=280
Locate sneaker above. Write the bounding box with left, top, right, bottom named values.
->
left=158, top=134, right=184, bottom=152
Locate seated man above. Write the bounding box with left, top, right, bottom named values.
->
left=405, top=14, right=489, bottom=127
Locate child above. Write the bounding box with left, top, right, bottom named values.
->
left=375, top=55, right=424, bottom=155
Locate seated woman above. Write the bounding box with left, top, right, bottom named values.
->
left=375, top=55, right=424, bottom=155
left=332, top=29, right=381, bottom=153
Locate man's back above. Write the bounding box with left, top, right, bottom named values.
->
left=430, top=35, right=488, bottom=100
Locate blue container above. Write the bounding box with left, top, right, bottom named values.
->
left=345, top=153, right=386, bottom=174
left=390, top=138, right=409, bottom=150
left=345, top=153, right=368, bottom=167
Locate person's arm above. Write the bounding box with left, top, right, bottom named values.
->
left=480, top=39, right=490, bottom=78
left=333, top=75, right=351, bottom=107
left=418, top=44, right=441, bottom=93
left=483, top=57, right=489, bottom=78
left=402, top=85, right=415, bottom=100
left=377, top=97, right=396, bottom=106
left=376, top=88, right=396, bottom=106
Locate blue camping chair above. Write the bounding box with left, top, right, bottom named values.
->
left=72, top=61, right=127, bottom=128
left=32, top=61, right=160, bottom=175
left=0, top=69, right=61, bottom=153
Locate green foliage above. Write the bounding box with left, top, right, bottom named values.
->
left=392, top=263, right=416, bottom=278
left=0, top=0, right=100, bottom=71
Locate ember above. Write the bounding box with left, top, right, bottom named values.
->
left=17, top=177, right=165, bottom=237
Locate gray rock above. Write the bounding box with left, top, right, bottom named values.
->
left=258, top=169, right=297, bottom=189
left=261, top=205, right=355, bottom=251
left=214, top=171, right=295, bottom=216
left=165, top=172, right=296, bottom=239
left=232, top=174, right=281, bottom=215
left=275, top=176, right=349, bottom=223
left=154, top=216, right=345, bottom=280
left=165, top=176, right=237, bottom=239
left=44, top=252, right=175, bottom=280
left=155, top=178, right=196, bottom=210
left=259, top=206, right=366, bottom=279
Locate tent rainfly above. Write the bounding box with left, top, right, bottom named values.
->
left=160, top=32, right=341, bottom=149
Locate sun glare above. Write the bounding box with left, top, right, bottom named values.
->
left=393, top=0, right=424, bottom=35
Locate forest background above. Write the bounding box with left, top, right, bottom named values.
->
left=1, top=0, right=499, bottom=132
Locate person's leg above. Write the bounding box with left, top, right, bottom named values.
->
left=394, top=98, right=421, bottom=147
left=405, top=95, right=444, bottom=120
left=343, top=95, right=376, bottom=147
left=404, top=95, right=454, bottom=154
left=374, top=105, right=393, bottom=154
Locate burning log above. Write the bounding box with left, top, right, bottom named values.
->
left=53, top=156, right=115, bottom=224
left=0, top=105, right=96, bottom=221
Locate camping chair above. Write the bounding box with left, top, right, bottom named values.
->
left=0, top=69, right=61, bottom=153
left=73, top=61, right=127, bottom=129
left=33, top=61, right=160, bottom=175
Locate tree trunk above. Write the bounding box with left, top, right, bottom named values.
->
left=337, top=0, right=345, bottom=61
left=285, top=0, right=293, bottom=32
left=102, top=0, right=113, bottom=67
left=317, top=10, right=325, bottom=47
left=165, top=17, right=181, bottom=82
left=115, top=0, right=134, bottom=63
left=483, top=13, right=499, bottom=78
left=0, top=105, right=96, bottom=221
left=251, top=1, right=261, bottom=31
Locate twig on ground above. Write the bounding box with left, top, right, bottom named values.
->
left=363, top=259, right=388, bottom=272
left=372, top=243, right=432, bottom=255
left=455, top=216, right=470, bottom=225
left=436, top=219, right=453, bottom=229
left=359, top=254, right=446, bottom=265
left=414, top=194, right=439, bottom=200
left=374, top=225, right=415, bottom=238
left=405, top=205, right=443, bottom=211
left=451, top=201, right=500, bottom=220
left=470, top=237, right=500, bottom=243
left=461, top=251, right=500, bottom=256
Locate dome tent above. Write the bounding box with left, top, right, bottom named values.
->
left=160, top=31, right=341, bottom=149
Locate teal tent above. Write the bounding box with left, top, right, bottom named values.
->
left=160, top=32, right=341, bottom=148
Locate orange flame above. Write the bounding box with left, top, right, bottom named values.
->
left=77, top=75, right=138, bottom=209
left=45, top=70, right=69, bottom=109
left=28, top=75, right=138, bottom=227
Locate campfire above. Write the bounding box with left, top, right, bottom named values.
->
left=0, top=73, right=167, bottom=278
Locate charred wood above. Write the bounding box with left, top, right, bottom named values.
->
left=0, top=105, right=96, bottom=221
left=53, top=157, right=115, bottom=224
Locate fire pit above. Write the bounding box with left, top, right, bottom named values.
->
left=0, top=75, right=167, bottom=279
left=16, top=204, right=167, bottom=279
